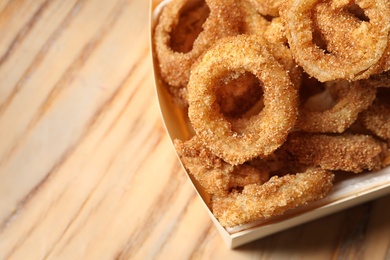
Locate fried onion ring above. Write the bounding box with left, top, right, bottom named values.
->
left=187, top=35, right=298, bottom=165
left=281, top=0, right=390, bottom=82
left=154, top=0, right=242, bottom=93
left=296, top=80, right=376, bottom=133
left=174, top=136, right=270, bottom=196
left=283, top=132, right=385, bottom=173
left=313, top=2, right=390, bottom=80
left=212, top=167, right=334, bottom=227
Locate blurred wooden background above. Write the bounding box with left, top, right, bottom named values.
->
left=0, top=0, right=389, bottom=259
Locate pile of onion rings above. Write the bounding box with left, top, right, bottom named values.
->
left=153, top=0, right=390, bottom=228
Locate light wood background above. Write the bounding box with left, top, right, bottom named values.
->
left=0, top=0, right=389, bottom=259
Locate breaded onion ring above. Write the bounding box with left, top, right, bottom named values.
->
left=187, top=35, right=298, bottom=165
left=239, top=13, right=303, bottom=90
left=281, top=0, right=390, bottom=82
left=154, top=0, right=242, bottom=90
left=313, top=2, right=390, bottom=80
left=283, top=132, right=385, bottom=173
left=212, top=168, right=334, bottom=227
left=174, top=136, right=270, bottom=196
left=296, top=80, right=376, bottom=133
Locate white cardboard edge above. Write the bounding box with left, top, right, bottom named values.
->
left=228, top=171, right=390, bottom=248
left=149, top=0, right=390, bottom=249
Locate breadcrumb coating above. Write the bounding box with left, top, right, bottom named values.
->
left=212, top=168, right=334, bottom=227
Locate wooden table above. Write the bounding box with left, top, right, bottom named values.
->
left=0, top=0, right=389, bottom=259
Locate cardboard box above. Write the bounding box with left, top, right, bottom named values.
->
left=149, top=0, right=390, bottom=248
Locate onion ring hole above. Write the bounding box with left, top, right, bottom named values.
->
left=299, top=74, right=336, bottom=112
left=216, top=71, right=264, bottom=120
left=312, top=2, right=370, bottom=55
left=343, top=3, right=370, bottom=22
left=169, top=0, right=210, bottom=53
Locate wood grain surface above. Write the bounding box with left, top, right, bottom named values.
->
left=0, top=0, right=389, bottom=259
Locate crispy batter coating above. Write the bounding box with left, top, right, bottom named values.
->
left=154, top=0, right=276, bottom=105
left=283, top=132, right=385, bottom=173
left=312, top=2, right=390, bottom=80
left=187, top=34, right=298, bottom=165
left=212, top=168, right=334, bottom=227
left=281, top=0, right=390, bottom=82
left=154, top=0, right=243, bottom=97
left=296, top=80, right=376, bottom=133
left=174, top=136, right=270, bottom=196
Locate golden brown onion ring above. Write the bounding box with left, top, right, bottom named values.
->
left=313, top=2, right=390, bottom=80
left=154, top=0, right=242, bottom=91
left=174, top=136, right=270, bottom=196
left=282, top=0, right=390, bottom=82
left=283, top=132, right=385, bottom=173
left=188, top=35, right=298, bottom=165
left=212, top=167, right=334, bottom=227
left=296, top=80, right=376, bottom=133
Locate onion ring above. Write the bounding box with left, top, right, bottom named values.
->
left=212, top=167, right=334, bottom=227
left=281, top=0, right=390, bottom=82
left=313, top=2, right=390, bottom=80
left=187, top=35, right=298, bottom=165
left=296, top=80, right=376, bottom=133
left=154, top=0, right=242, bottom=94
left=283, top=132, right=385, bottom=173
left=174, top=136, right=270, bottom=196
